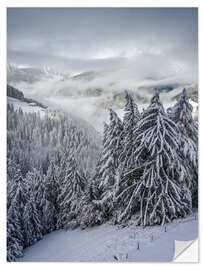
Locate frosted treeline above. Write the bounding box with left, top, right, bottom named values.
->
left=7, top=89, right=198, bottom=261
left=7, top=105, right=101, bottom=261
left=7, top=104, right=101, bottom=177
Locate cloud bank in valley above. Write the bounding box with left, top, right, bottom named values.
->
left=7, top=8, right=198, bottom=131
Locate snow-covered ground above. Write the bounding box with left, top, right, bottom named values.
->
left=18, top=212, right=198, bottom=262
left=7, top=97, right=46, bottom=116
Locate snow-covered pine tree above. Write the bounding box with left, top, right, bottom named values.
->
left=23, top=193, right=43, bottom=247
left=78, top=190, right=105, bottom=229
left=168, top=88, right=198, bottom=144
left=8, top=168, right=29, bottom=214
left=92, top=109, right=123, bottom=220
left=29, top=169, right=46, bottom=215
left=7, top=221, right=24, bottom=261
left=111, top=91, right=141, bottom=221
left=40, top=193, right=56, bottom=234
left=56, top=152, right=70, bottom=229
left=45, top=161, right=60, bottom=204
left=44, top=161, right=59, bottom=227
left=25, top=169, right=55, bottom=235
left=57, top=152, right=86, bottom=229
left=7, top=199, right=24, bottom=261
left=57, top=175, right=71, bottom=229
left=7, top=159, right=20, bottom=208
left=120, top=91, right=140, bottom=166
left=7, top=165, right=29, bottom=260
left=116, top=92, right=192, bottom=226
left=98, top=110, right=123, bottom=190
left=7, top=158, right=18, bottom=183
left=77, top=123, right=110, bottom=229
left=91, top=122, right=109, bottom=200
left=168, top=88, right=198, bottom=207
left=56, top=151, right=70, bottom=186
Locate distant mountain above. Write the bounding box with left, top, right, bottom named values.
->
left=71, top=71, right=99, bottom=81
left=7, top=64, right=68, bottom=85
left=7, top=63, right=191, bottom=97
left=7, top=64, right=104, bottom=89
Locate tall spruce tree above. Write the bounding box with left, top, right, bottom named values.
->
left=116, top=92, right=192, bottom=225
left=44, top=161, right=59, bottom=227
left=57, top=153, right=86, bottom=229
left=97, top=109, right=123, bottom=190
left=168, top=89, right=198, bottom=207
left=112, top=91, right=141, bottom=219
left=7, top=221, right=24, bottom=261
left=7, top=198, right=24, bottom=261
left=7, top=159, right=19, bottom=200
left=120, top=91, right=140, bottom=166
left=23, top=194, right=43, bottom=247
left=7, top=166, right=28, bottom=261
left=25, top=169, right=52, bottom=235
left=30, top=169, right=46, bottom=216
left=7, top=167, right=28, bottom=210
left=168, top=89, right=198, bottom=144
left=92, top=109, right=123, bottom=219
left=77, top=123, right=110, bottom=229
left=40, top=193, right=56, bottom=234
left=91, top=122, right=109, bottom=200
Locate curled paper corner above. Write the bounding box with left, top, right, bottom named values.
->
left=173, top=239, right=198, bottom=262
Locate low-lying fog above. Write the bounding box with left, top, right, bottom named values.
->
left=7, top=8, right=198, bottom=132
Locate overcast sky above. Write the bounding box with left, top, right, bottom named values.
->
left=7, top=8, right=198, bottom=80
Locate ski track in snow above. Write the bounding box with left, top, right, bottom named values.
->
left=18, top=212, right=198, bottom=262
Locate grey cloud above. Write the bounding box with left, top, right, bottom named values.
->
left=7, top=8, right=198, bottom=82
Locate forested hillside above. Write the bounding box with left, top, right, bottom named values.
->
left=7, top=89, right=198, bottom=261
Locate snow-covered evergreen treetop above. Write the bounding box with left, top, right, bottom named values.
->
left=106, top=92, right=192, bottom=226
left=57, top=152, right=87, bottom=229
left=119, top=91, right=140, bottom=170
left=168, top=88, right=198, bottom=207
left=90, top=109, right=124, bottom=219
left=168, top=88, right=198, bottom=144
left=94, top=109, right=123, bottom=193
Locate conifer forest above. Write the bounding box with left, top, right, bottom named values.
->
left=7, top=89, right=198, bottom=261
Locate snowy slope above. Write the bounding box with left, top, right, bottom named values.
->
left=7, top=97, right=46, bottom=116
left=18, top=212, right=198, bottom=262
